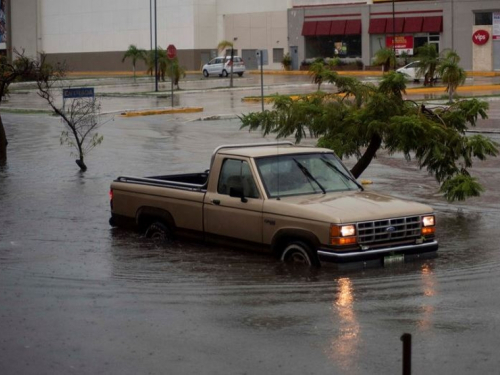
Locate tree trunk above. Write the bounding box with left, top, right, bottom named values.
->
left=0, top=114, right=7, bottom=165
left=75, top=142, right=87, bottom=171
left=350, top=134, right=383, bottom=178
left=448, top=89, right=453, bottom=104
left=75, top=158, right=87, bottom=171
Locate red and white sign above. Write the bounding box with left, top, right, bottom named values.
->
left=472, top=30, right=489, bottom=45
left=386, top=35, right=414, bottom=56
left=167, top=44, right=177, bottom=59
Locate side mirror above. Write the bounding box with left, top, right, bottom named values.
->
left=229, top=186, right=248, bottom=203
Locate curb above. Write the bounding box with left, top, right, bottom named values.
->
left=248, top=70, right=384, bottom=77
left=66, top=70, right=500, bottom=78
left=242, top=85, right=500, bottom=102
left=405, top=84, right=500, bottom=94
left=121, top=107, right=203, bottom=117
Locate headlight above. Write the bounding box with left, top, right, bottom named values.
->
left=421, top=215, right=436, bottom=236
left=341, top=225, right=356, bottom=237
left=330, top=224, right=357, bottom=246
left=422, top=215, right=435, bottom=227
left=331, top=224, right=356, bottom=237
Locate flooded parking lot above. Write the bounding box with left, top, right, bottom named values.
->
left=1, top=79, right=500, bottom=374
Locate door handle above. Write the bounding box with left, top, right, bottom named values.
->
left=212, top=199, right=220, bottom=205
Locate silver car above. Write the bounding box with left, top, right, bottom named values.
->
left=202, top=56, right=246, bottom=78
left=396, top=61, right=439, bottom=83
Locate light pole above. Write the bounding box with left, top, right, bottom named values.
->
left=154, top=0, right=158, bottom=92
left=149, top=0, right=152, bottom=52
left=392, top=0, right=396, bottom=70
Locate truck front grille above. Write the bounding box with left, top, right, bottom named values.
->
left=357, top=216, right=421, bottom=245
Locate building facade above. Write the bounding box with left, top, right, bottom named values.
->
left=4, top=0, right=500, bottom=71
left=7, top=0, right=292, bottom=71
left=289, top=0, right=500, bottom=71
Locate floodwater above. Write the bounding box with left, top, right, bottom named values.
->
left=1, top=89, right=500, bottom=374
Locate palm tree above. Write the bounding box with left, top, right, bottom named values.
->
left=122, top=45, right=146, bottom=79
left=415, top=43, right=440, bottom=87
left=309, top=59, right=329, bottom=91
left=157, top=47, right=168, bottom=81
left=373, top=48, right=396, bottom=72
left=438, top=50, right=466, bottom=103
left=217, top=40, right=234, bottom=88
left=145, top=50, right=154, bottom=77
left=166, top=58, right=187, bottom=90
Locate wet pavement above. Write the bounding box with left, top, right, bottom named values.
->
left=1, top=75, right=500, bottom=374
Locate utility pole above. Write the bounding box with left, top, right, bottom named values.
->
left=154, top=0, right=158, bottom=92
left=392, top=0, right=396, bottom=70
left=150, top=0, right=152, bottom=52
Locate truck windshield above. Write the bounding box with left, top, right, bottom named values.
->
left=255, top=153, right=360, bottom=198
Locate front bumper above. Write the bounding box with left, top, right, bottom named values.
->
left=317, top=240, right=438, bottom=263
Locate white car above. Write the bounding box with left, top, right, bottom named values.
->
left=202, top=56, right=246, bottom=78
left=396, top=61, right=439, bottom=83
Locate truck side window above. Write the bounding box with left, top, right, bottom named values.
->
left=218, top=159, right=259, bottom=199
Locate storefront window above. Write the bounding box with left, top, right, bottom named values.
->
left=475, top=12, right=492, bottom=25
left=413, top=34, right=440, bottom=55
left=305, top=36, right=361, bottom=59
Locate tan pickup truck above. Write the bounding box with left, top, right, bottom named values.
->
left=109, top=142, right=438, bottom=266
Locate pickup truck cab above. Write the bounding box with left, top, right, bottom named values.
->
left=109, top=142, right=438, bottom=266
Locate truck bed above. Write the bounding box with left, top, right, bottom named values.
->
left=116, top=172, right=209, bottom=191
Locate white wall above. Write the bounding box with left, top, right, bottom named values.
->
left=224, top=11, right=288, bottom=69
left=37, top=0, right=291, bottom=53
left=39, top=0, right=216, bottom=53
left=217, top=0, right=291, bottom=15
left=292, top=0, right=369, bottom=5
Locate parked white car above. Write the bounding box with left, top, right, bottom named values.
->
left=396, top=61, right=439, bottom=83
left=202, top=56, right=246, bottom=78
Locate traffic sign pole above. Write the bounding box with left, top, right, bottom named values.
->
left=167, top=45, right=177, bottom=108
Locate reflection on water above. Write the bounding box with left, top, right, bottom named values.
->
left=418, top=263, right=437, bottom=331
left=328, top=277, right=360, bottom=371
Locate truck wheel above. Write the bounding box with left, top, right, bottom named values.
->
left=145, top=222, right=171, bottom=243
left=281, top=242, right=319, bottom=267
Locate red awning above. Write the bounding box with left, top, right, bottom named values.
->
left=385, top=18, right=404, bottom=34
left=345, top=19, right=361, bottom=35
left=330, top=20, right=347, bottom=35
left=422, top=16, right=443, bottom=33
left=316, top=21, right=332, bottom=36
left=302, top=21, right=317, bottom=36
left=404, top=17, right=423, bottom=33
left=369, top=18, right=386, bottom=34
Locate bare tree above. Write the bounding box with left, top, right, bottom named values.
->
left=36, top=54, right=105, bottom=171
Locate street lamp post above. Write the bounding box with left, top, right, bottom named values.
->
left=150, top=0, right=152, bottom=52
left=154, top=0, right=158, bottom=92
left=392, top=0, right=396, bottom=70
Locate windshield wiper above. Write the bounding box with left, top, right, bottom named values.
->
left=320, top=157, right=364, bottom=191
left=292, top=158, right=326, bottom=194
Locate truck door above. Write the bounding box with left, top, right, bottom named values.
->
left=204, top=158, right=263, bottom=245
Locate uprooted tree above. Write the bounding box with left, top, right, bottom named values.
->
left=240, top=71, right=498, bottom=202
left=35, top=54, right=105, bottom=171
left=0, top=52, right=38, bottom=165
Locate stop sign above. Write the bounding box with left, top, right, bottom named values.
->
left=167, top=44, right=177, bottom=59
